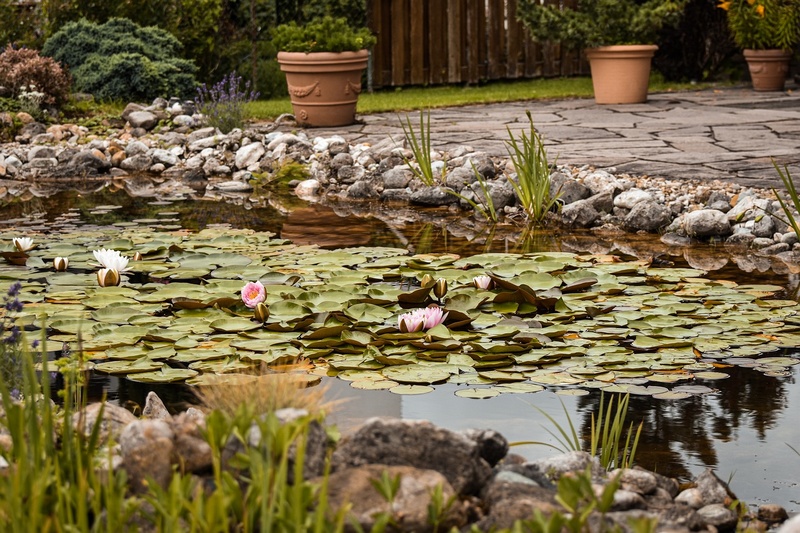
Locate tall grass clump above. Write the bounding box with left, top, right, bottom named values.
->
left=516, top=393, right=643, bottom=470
left=506, top=111, right=561, bottom=225
left=398, top=109, right=443, bottom=186
left=195, top=361, right=333, bottom=418
left=197, top=72, right=260, bottom=134
left=772, top=160, right=800, bottom=238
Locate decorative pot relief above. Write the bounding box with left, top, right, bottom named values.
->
left=345, top=81, right=362, bottom=95
left=288, top=81, right=321, bottom=99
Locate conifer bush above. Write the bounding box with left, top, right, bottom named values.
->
left=42, top=18, right=197, bottom=102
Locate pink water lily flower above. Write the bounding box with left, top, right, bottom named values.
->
left=422, top=306, right=448, bottom=329
left=241, top=281, right=266, bottom=308
left=398, top=308, right=425, bottom=333
left=473, top=275, right=493, bottom=290
left=398, top=306, right=448, bottom=332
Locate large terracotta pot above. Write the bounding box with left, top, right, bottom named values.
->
left=584, top=45, right=658, bottom=105
left=277, top=50, right=369, bottom=127
left=743, top=49, right=792, bottom=91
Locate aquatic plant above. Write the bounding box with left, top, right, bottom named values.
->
left=1, top=227, right=799, bottom=396
left=92, top=248, right=130, bottom=271
left=772, top=160, right=800, bottom=238
left=447, top=162, right=499, bottom=222
left=196, top=72, right=260, bottom=134
left=12, top=236, right=33, bottom=252
left=398, top=305, right=449, bottom=332
left=53, top=256, right=69, bottom=271
left=516, top=393, right=642, bottom=470
left=398, top=109, right=443, bottom=186
left=506, top=111, right=561, bottom=225
left=472, top=275, right=493, bottom=290
left=242, top=280, right=267, bottom=308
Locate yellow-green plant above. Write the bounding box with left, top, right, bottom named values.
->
left=398, top=110, right=443, bottom=186
left=446, top=162, right=499, bottom=222
left=515, top=393, right=642, bottom=470
left=506, top=111, right=561, bottom=225
left=718, top=0, right=800, bottom=50
left=772, top=160, right=800, bottom=238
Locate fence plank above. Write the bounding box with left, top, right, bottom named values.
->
left=409, top=0, right=425, bottom=85
left=367, top=0, right=588, bottom=87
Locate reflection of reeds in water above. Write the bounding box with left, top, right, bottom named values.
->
left=514, top=227, right=560, bottom=254
left=196, top=361, right=334, bottom=417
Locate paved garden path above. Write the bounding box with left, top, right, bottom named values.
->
left=313, top=85, right=800, bottom=190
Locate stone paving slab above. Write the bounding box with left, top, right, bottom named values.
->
left=308, top=84, right=800, bottom=189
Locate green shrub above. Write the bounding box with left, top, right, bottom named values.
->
left=42, top=17, right=197, bottom=102
left=0, top=45, right=71, bottom=106
left=272, top=16, right=376, bottom=53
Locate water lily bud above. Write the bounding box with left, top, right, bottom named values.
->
left=254, top=302, right=270, bottom=323
left=132, top=251, right=143, bottom=261
left=96, top=268, right=120, bottom=287
left=53, top=257, right=69, bottom=271
left=420, top=274, right=434, bottom=287
left=433, top=278, right=448, bottom=299
left=473, top=275, right=493, bottom=290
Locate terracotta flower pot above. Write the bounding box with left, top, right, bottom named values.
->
left=584, top=45, right=658, bottom=105
left=743, top=49, right=792, bottom=92
left=277, top=50, right=370, bottom=127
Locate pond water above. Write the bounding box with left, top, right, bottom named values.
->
left=3, top=186, right=800, bottom=513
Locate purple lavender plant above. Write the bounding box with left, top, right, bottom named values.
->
left=196, top=72, right=260, bottom=134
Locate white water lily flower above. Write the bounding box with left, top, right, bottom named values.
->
left=92, top=248, right=131, bottom=272
left=13, top=237, right=34, bottom=252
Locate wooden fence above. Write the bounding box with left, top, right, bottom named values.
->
left=366, top=0, right=587, bottom=88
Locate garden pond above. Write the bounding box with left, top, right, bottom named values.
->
left=2, top=185, right=800, bottom=513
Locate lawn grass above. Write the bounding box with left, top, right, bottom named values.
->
left=246, top=75, right=725, bottom=121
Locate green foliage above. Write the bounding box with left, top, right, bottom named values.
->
left=517, top=0, right=688, bottom=49
left=398, top=109, right=443, bottom=187
left=589, top=393, right=643, bottom=471
left=0, top=45, right=71, bottom=106
left=720, top=0, right=800, bottom=50
left=42, top=17, right=197, bottom=102
left=772, top=160, right=800, bottom=238
left=505, top=111, right=561, bottom=225
left=449, top=163, right=499, bottom=223
left=272, top=15, right=376, bottom=53
left=514, top=393, right=642, bottom=471
left=555, top=467, right=621, bottom=533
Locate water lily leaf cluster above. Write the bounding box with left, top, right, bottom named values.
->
left=2, top=227, right=800, bottom=397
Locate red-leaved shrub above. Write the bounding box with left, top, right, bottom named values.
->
left=0, top=45, right=72, bottom=106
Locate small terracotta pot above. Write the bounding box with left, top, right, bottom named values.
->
left=277, top=50, right=370, bottom=127
left=584, top=45, right=658, bottom=105
left=743, top=49, right=792, bottom=92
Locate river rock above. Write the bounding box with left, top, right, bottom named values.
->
left=142, top=391, right=170, bottom=420
left=682, top=209, right=731, bottom=237
left=551, top=171, right=591, bottom=204
left=120, top=154, right=153, bottom=172
left=235, top=141, right=266, bottom=169
left=623, top=201, right=671, bottom=232
left=127, top=111, right=159, bottom=131
left=697, top=503, right=739, bottom=531
left=409, top=186, right=459, bottom=207
left=383, top=167, right=415, bottom=189
left=28, top=145, right=56, bottom=160
left=614, top=188, right=652, bottom=209
left=120, top=419, right=175, bottom=493
left=460, top=428, right=508, bottom=467
left=151, top=148, right=179, bottom=167
left=72, top=401, right=137, bottom=444
left=332, top=417, right=492, bottom=496
left=323, top=464, right=465, bottom=532
left=561, top=199, right=600, bottom=227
